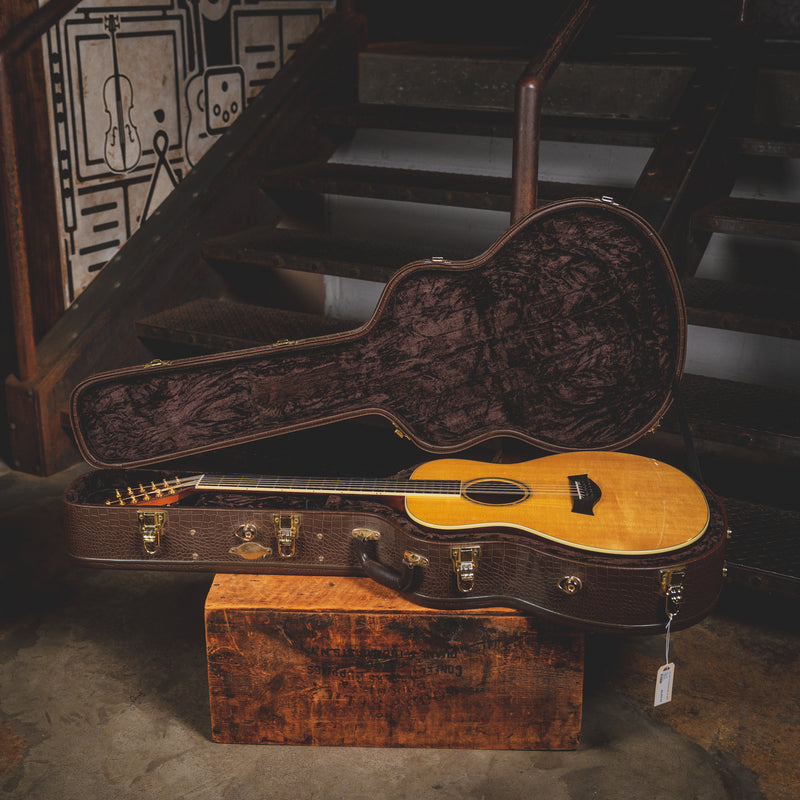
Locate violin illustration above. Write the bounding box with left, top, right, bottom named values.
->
left=103, top=15, right=141, bottom=173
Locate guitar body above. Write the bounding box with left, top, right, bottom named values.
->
left=405, top=452, right=709, bottom=554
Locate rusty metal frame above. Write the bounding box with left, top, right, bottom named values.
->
left=0, top=0, right=82, bottom=382
left=510, top=0, right=598, bottom=223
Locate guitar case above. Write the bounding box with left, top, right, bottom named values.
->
left=64, top=197, right=727, bottom=633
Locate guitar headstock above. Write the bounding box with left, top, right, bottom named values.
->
left=106, top=477, right=185, bottom=506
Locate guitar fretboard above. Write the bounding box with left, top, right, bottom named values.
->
left=195, top=474, right=462, bottom=497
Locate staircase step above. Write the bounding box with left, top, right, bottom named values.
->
left=665, top=374, right=800, bottom=456
left=683, top=277, right=800, bottom=339
left=691, top=197, right=800, bottom=240
left=260, top=162, right=627, bottom=212
left=135, top=298, right=353, bottom=356
left=202, top=228, right=478, bottom=283
left=723, top=498, right=800, bottom=597
left=318, top=104, right=665, bottom=148
left=733, top=126, right=800, bottom=158
left=204, top=234, right=800, bottom=340
left=358, top=47, right=692, bottom=119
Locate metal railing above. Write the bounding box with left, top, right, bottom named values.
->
left=510, top=0, right=598, bottom=222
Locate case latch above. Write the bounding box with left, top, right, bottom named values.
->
left=451, top=546, right=480, bottom=593
left=138, top=511, right=165, bottom=555
left=659, top=568, right=686, bottom=616
left=274, top=514, right=301, bottom=558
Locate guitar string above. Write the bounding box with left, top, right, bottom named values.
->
left=116, top=474, right=581, bottom=502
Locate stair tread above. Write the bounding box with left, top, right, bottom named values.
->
left=722, top=497, right=800, bottom=594
left=136, top=298, right=353, bottom=353
left=683, top=276, right=800, bottom=339
left=692, top=196, right=800, bottom=240
left=260, top=161, right=627, bottom=210
left=205, top=231, right=800, bottom=338
left=358, top=48, right=693, bottom=119
left=732, top=126, right=800, bottom=158
left=666, top=374, right=800, bottom=454
left=203, top=227, right=481, bottom=281
left=318, top=103, right=665, bottom=147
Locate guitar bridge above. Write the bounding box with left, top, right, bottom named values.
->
left=569, top=474, right=602, bottom=516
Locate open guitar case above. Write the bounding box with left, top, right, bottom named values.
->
left=64, top=198, right=728, bottom=634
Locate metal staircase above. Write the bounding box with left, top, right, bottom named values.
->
left=2, top=3, right=798, bottom=593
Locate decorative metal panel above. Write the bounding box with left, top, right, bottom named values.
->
left=41, top=0, right=334, bottom=303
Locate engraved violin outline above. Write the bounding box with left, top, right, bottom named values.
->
left=102, top=14, right=142, bottom=174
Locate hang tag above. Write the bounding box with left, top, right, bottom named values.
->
left=654, top=663, right=675, bottom=706
left=654, top=612, right=675, bottom=706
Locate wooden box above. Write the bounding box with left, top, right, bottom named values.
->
left=205, top=574, right=584, bottom=749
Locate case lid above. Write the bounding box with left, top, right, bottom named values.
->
left=71, top=198, right=685, bottom=469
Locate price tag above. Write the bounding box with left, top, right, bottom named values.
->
left=654, top=662, right=675, bottom=706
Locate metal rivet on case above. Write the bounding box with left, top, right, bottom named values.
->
left=190, top=529, right=197, bottom=536
left=558, top=576, right=583, bottom=595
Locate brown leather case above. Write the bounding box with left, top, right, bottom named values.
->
left=64, top=198, right=726, bottom=633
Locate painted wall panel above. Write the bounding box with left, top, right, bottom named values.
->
left=40, top=0, right=334, bottom=304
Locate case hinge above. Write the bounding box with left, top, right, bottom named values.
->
left=138, top=511, right=165, bottom=555
left=274, top=514, right=301, bottom=558
left=451, top=545, right=480, bottom=593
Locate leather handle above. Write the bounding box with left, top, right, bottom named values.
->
left=356, top=538, right=421, bottom=593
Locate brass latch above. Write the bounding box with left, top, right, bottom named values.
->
left=659, top=568, right=686, bottom=616
left=138, top=511, right=165, bottom=555
left=451, top=546, right=480, bottom=593
left=274, top=514, right=301, bottom=558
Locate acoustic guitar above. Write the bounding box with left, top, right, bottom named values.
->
left=106, top=451, right=708, bottom=556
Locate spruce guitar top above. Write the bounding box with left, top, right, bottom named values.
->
left=107, top=451, right=708, bottom=555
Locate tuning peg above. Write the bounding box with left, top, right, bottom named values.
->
left=106, top=489, right=124, bottom=506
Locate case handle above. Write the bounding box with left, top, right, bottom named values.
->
left=354, top=536, right=424, bottom=593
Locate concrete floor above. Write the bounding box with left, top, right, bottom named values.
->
left=1, top=461, right=798, bottom=800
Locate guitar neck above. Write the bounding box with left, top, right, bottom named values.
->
left=195, top=473, right=461, bottom=498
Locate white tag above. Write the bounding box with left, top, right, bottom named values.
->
left=654, top=663, right=675, bottom=706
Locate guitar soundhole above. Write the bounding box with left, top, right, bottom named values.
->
left=463, top=479, right=529, bottom=506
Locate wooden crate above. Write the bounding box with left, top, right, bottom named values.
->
left=205, top=574, right=584, bottom=749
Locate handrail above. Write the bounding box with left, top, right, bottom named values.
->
left=510, top=0, right=599, bottom=223
left=0, top=0, right=83, bottom=381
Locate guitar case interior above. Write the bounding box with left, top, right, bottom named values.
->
left=64, top=198, right=727, bottom=633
